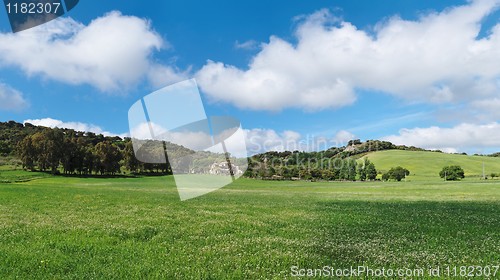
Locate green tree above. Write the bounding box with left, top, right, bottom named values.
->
left=339, top=159, right=348, bottom=180
left=357, top=158, right=377, bottom=181
left=123, top=141, right=140, bottom=173
left=61, top=138, right=78, bottom=174
left=17, top=135, right=36, bottom=171
left=383, top=166, right=410, bottom=181
left=347, top=159, right=357, bottom=181
left=439, top=165, right=465, bottom=181
left=94, top=141, right=122, bottom=175
left=82, top=146, right=96, bottom=175
left=358, top=161, right=366, bottom=181
left=31, top=129, right=64, bottom=173
left=365, top=161, right=377, bottom=181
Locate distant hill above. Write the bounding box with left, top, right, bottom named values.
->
left=363, top=150, right=500, bottom=181
left=2, top=120, right=500, bottom=181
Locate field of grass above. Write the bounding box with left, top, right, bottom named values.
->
left=363, top=150, right=500, bottom=181
left=0, top=171, right=499, bottom=279
left=0, top=169, right=51, bottom=183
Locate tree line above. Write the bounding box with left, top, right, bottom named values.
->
left=13, top=124, right=244, bottom=176
left=15, top=127, right=170, bottom=175
left=244, top=152, right=379, bottom=181
left=2, top=121, right=480, bottom=181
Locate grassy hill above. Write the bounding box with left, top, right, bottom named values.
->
left=362, top=150, right=500, bottom=181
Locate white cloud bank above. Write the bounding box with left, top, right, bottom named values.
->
left=245, top=128, right=356, bottom=155
left=0, top=83, right=28, bottom=111
left=129, top=121, right=357, bottom=155
left=196, top=0, right=500, bottom=111
left=23, top=117, right=122, bottom=137
left=383, top=122, right=500, bottom=153
left=0, top=12, right=186, bottom=92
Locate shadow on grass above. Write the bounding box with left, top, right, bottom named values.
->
left=311, top=200, right=500, bottom=268
left=13, top=170, right=172, bottom=180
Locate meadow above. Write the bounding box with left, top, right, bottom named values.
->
left=0, top=167, right=499, bottom=279
left=364, top=150, right=500, bottom=180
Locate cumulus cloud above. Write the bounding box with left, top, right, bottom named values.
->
left=0, top=12, right=183, bottom=92
left=196, top=0, right=500, bottom=111
left=129, top=121, right=213, bottom=150
left=333, top=130, right=356, bottom=144
left=23, top=117, right=121, bottom=137
left=0, top=83, right=28, bottom=111
left=382, top=122, right=500, bottom=153
left=245, top=128, right=354, bottom=155
left=129, top=121, right=165, bottom=140
left=130, top=120, right=360, bottom=155
left=245, top=129, right=303, bottom=154
left=470, top=97, right=500, bottom=121
left=147, top=64, right=190, bottom=89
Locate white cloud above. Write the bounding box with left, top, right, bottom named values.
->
left=0, top=83, right=28, bottom=111
left=23, top=117, right=122, bottom=137
left=130, top=123, right=298, bottom=154
left=147, top=64, right=190, bottom=89
left=130, top=123, right=356, bottom=155
left=129, top=121, right=165, bottom=140
left=470, top=97, right=500, bottom=120
left=234, top=40, right=259, bottom=50
left=333, top=130, right=356, bottom=144
left=245, top=128, right=353, bottom=154
left=0, top=12, right=183, bottom=92
left=245, top=128, right=304, bottom=154
left=196, top=0, right=500, bottom=111
left=382, top=122, right=500, bottom=153
left=129, top=121, right=213, bottom=150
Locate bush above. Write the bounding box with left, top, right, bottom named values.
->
left=439, top=165, right=465, bottom=181
left=383, top=166, right=410, bottom=181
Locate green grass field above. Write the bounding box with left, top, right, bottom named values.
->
left=0, top=168, right=499, bottom=279
left=363, top=150, right=500, bottom=181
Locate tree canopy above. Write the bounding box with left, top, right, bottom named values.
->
left=439, top=165, right=465, bottom=181
left=382, top=166, right=410, bottom=181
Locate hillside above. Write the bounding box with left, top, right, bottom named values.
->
left=363, top=150, right=500, bottom=181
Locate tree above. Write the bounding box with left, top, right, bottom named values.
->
left=31, top=129, right=64, bottom=173
left=358, top=161, right=366, bottom=181
left=123, top=141, right=140, bottom=173
left=347, top=159, right=357, bottom=181
left=358, top=158, right=377, bottom=181
left=383, top=166, right=410, bottom=181
left=339, top=159, right=349, bottom=180
left=94, top=141, right=122, bottom=175
left=61, top=138, right=78, bottom=174
left=365, top=162, right=377, bottom=181
left=439, top=165, right=465, bottom=181
left=17, top=135, right=36, bottom=171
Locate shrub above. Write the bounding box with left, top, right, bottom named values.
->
left=383, top=166, right=410, bottom=181
left=439, top=165, right=465, bottom=181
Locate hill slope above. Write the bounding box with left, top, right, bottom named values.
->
left=363, top=150, right=500, bottom=181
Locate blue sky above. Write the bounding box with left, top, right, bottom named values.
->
left=1, top=0, right=500, bottom=154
